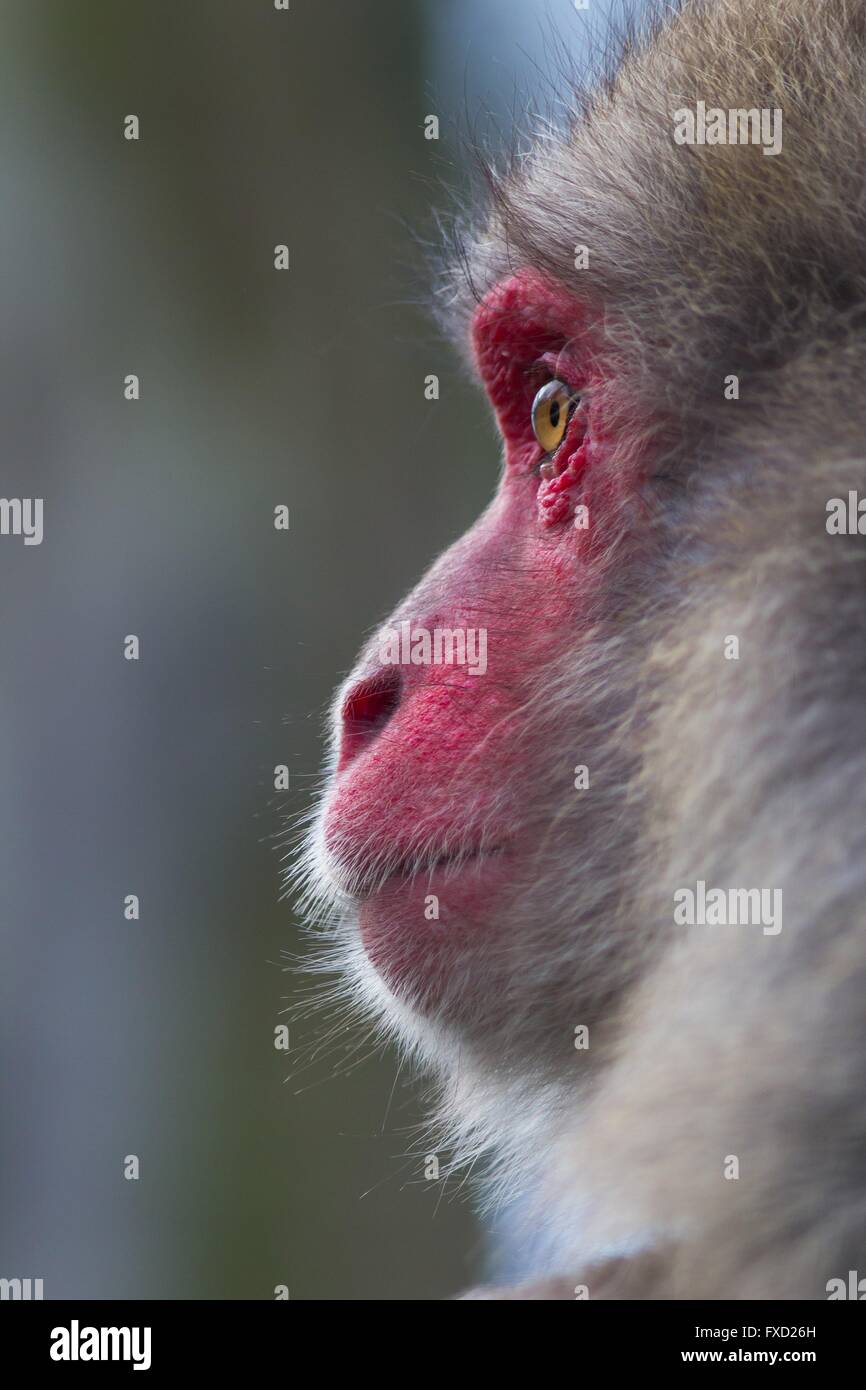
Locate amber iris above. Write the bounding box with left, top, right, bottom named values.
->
left=531, top=379, right=578, bottom=453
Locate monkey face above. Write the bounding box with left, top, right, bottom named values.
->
left=303, top=269, right=657, bottom=1069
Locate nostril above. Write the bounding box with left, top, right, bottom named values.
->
left=343, top=668, right=402, bottom=730
left=339, top=667, right=402, bottom=769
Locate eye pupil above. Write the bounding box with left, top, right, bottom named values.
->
left=549, top=400, right=560, bottom=429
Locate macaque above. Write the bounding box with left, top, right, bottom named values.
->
left=297, top=0, right=866, bottom=1298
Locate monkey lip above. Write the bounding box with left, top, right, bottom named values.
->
left=351, top=841, right=510, bottom=903
left=396, top=841, right=507, bottom=882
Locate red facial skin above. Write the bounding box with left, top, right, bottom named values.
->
left=322, top=270, right=631, bottom=1005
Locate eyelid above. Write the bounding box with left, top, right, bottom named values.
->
left=530, top=353, right=584, bottom=401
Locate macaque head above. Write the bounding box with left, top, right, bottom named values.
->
left=298, top=0, right=866, bottom=1158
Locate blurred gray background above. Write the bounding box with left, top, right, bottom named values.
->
left=0, top=0, right=620, bottom=1299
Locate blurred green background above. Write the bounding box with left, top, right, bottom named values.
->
left=0, top=0, right=609, bottom=1299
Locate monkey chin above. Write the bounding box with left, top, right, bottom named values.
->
left=354, top=846, right=514, bottom=1013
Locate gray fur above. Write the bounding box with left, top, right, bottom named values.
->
left=297, top=0, right=866, bottom=1297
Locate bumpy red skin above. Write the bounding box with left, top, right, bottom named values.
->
left=323, top=270, right=622, bottom=1006
left=472, top=269, right=604, bottom=527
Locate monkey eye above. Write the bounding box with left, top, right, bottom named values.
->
left=530, top=379, right=579, bottom=454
